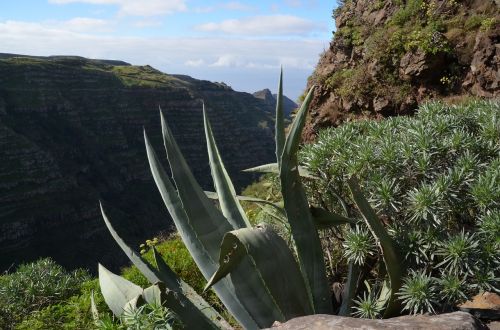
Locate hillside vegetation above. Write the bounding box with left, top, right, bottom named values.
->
left=304, top=0, right=499, bottom=140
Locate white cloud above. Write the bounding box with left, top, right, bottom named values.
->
left=0, top=19, right=326, bottom=98
left=184, top=59, right=205, bottom=67
left=193, top=2, right=255, bottom=14
left=222, top=2, right=254, bottom=11
left=133, top=19, right=163, bottom=28
left=0, top=19, right=322, bottom=69
left=282, top=0, right=319, bottom=9
left=60, top=17, right=112, bottom=32
left=0, top=18, right=114, bottom=35
left=195, top=15, right=324, bottom=36
left=210, top=55, right=242, bottom=67
left=48, top=0, right=187, bottom=17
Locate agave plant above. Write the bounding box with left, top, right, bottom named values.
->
left=96, top=70, right=404, bottom=328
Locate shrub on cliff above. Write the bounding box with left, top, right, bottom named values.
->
left=0, top=258, right=91, bottom=328
left=300, top=99, right=499, bottom=313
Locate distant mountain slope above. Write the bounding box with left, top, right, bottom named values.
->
left=253, top=88, right=297, bottom=117
left=0, top=54, right=276, bottom=272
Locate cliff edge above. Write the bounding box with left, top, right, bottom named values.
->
left=304, top=0, right=499, bottom=140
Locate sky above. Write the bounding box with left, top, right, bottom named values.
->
left=0, top=1, right=337, bottom=100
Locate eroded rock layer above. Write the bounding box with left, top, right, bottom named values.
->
left=0, top=54, right=276, bottom=272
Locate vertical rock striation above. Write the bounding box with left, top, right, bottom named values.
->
left=0, top=54, right=276, bottom=272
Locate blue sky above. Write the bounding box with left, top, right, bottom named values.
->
left=0, top=1, right=337, bottom=100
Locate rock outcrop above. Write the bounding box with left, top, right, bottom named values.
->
left=0, top=54, right=276, bottom=272
left=304, top=0, right=499, bottom=140
left=266, top=312, right=485, bottom=330
left=253, top=88, right=298, bottom=117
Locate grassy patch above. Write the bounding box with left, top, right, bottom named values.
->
left=111, top=65, right=188, bottom=88
left=0, top=258, right=92, bottom=329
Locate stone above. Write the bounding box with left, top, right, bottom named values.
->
left=265, top=312, right=485, bottom=330
left=488, top=321, right=500, bottom=330
left=462, top=29, right=500, bottom=97
left=399, top=50, right=446, bottom=83
left=460, top=292, right=500, bottom=310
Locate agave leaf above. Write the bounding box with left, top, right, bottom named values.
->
left=205, top=191, right=284, bottom=211
left=98, top=264, right=143, bottom=317
left=276, top=68, right=285, bottom=168
left=203, top=106, right=250, bottom=229
left=145, top=128, right=258, bottom=329
left=90, top=290, right=99, bottom=323
left=376, top=280, right=391, bottom=311
left=347, top=176, right=403, bottom=318
left=309, top=206, right=358, bottom=229
left=100, top=203, right=229, bottom=329
left=151, top=247, right=234, bottom=330
left=123, top=295, right=145, bottom=314
left=243, top=163, right=316, bottom=179
left=160, top=110, right=234, bottom=259
left=100, top=203, right=167, bottom=286
left=279, top=86, right=332, bottom=314
left=158, top=114, right=307, bottom=328
left=143, top=282, right=165, bottom=306
left=338, top=262, right=361, bottom=316
left=205, top=225, right=313, bottom=324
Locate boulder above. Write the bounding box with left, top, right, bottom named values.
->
left=266, top=312, right=485, bottom=330
left=462, top=29, right=500, bottom=97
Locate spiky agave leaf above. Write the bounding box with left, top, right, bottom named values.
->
left=276, top=67, right=285, bottom=168
left=98, top=264, right=143, bottom=317
left=205, top=224, right=313, bottom=323
left=145, top=128, right=257, bottom=329
left=279, top=86, right=332, bottom=313
left=100, top=204, right=229, bottom=329
left=347, top=177, right=404, bottom=317
left=243, top=163, right=317, bottom=179
left=203, top=105, right=251, bottom=229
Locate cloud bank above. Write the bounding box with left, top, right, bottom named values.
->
left=48, top=0, right=187, bottom=17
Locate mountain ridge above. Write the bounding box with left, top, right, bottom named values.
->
left=253, top=88, right=298, bottom=117
left=0, top=53, right=277, bottom=272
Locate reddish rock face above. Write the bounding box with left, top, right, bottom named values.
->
left=303, top=0, right=499, bottom=141
left=463, top=31, right=500, bottom=97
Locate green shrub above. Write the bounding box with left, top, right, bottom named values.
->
left=299, top=99, right=500, bottom=313
left=404, top=25, right=451, bottom=54
left=480, top=17, right=497, bottom=31
left=0, top=258, right=90, bottom=328
left=397, top=270, right=437, bottom=314
left=389, top=0, right=427, bottom=27
left=15, top=279, right=107, bottom=330
left=94, top=304, right=181, bottom=330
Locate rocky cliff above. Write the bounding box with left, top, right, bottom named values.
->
left=0, top=54, right=277, bottom=272
left=253, top=88, right=298, bottom=117
left=304, top=0, right=499, bottom=140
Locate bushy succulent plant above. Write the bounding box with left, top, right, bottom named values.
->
left=0, top=258, right=90, bottom=329
left=300, top=99, right=500, bottom=314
